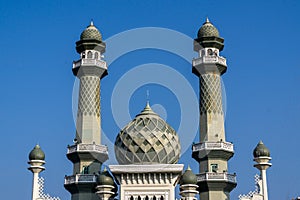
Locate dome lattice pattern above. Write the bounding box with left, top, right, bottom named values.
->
left=197, top=19, right=220, bottom=38
left=80, top=23, right=102, bottom=41
left=114, top=103, right=181, bottom=165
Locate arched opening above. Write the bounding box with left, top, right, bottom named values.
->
left=160, top=196, right=164, bottom=200
left=138, top=196, right=141, bottom=200
left=87, top=51, right=93, bottom=58
left=95, top=52, right=99, bottom=59
left=82, top=52, right=86, bottom=59
left=207, top=49, right=213, bottom=56
left=130, top=196, right=134, bottom=200
left=153, top=196, right=157, bottom=200
left=145, top=196, right=149, bottom=200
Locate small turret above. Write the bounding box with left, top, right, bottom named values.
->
left=179, top=166, right=199, bottom=200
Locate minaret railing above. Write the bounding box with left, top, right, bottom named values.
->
left=67, top=143, right=108, bottom=154
left=73, top=58, right=107, bottom=69
left=197, top=172, right=236, bottom=183
left=192, top=141, right=234, bottom=152
left=64, top=174, right=97, bottom=184
left=192, top=55, right=227, bottom=66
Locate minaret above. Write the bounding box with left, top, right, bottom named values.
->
left=192, top=18, right=236, bottom=200
left=253, top=141, right=272, bottom=200
left=64, top=21, right=109, bottom=200
left=28, top=145, right=46, bottom=200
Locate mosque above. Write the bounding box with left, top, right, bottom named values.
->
left=27, top=19, right=273, bottom=200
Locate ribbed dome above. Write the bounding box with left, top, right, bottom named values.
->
left=180, top=166, right=197, bottom=185
left=80, top=21, right=102, bottom=41
left=29, top=145, right=45, bottom=161
left=97, top=168, right=114, bottom=186
left=197, top=18, right=220, bottom=38
left=253, top=141, right=270, bottom=157
left=114, top=102, right=181, bottom=165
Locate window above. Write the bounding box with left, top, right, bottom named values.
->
left=87, top=51, right=93, bottom=58
left=211, top=164, right=218, bottom=173
left=130, top=196, right=134, bottom=200
left=145, top=196, right=149, bottom=200
left=82, top=52, right=86, bottom=58
left=160, top=196, right=164, bottom=200
left=138, top=196, right=141, bottom=200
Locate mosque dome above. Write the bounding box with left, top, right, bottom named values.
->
left=180, top=166, right=197, bottom=185
left=29, top=145, right=45, bottom=161
left=197, top=18, right=220, bottom=38
left=114, top=102, right=181, bottom=165
left=97, top=168, right=114, bottom=186
left=80, top=21, right=102, bottom=41
left=253, top=141, right=270, bottom=157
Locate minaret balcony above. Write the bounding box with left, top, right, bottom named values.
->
left=64, top=174, right=98, bottom=194
left=64, top=174, right=97, bottom=185
left=67, top=143, right=109, bottom=163
left=192, top=56, right=227, bottom=75
left=197, top=172, right=236, bottom=183
left=192, top=56, right=227, bottom=67
left=73, top=58, right=107, bottom=69
left=196, top=172, right=237, bottom=193
left=192, top=141, right=234, bottom=161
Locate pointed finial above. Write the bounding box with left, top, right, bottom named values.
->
left=187, top=165, right=191, bottom=171
left=206, top=17, right=210, bottom=23
left=103, top=166, right=107, bottom=172
left=90, top=19, right=94, bottom=26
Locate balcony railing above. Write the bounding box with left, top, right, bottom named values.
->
left=197, top=172, right=236, bottom=183
left=67, top=143, right=108, bottom=154
left=193, top=56, right=227, bottom=66
left=64, top=174, right=97, bottom=185
left=73, top=59, right=107, bottom=69
left=193, top=141, right=234, bottom=152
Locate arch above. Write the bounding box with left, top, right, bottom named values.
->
left=207, top=48, right=213, bottom=56
left=138, top=196, right=141, bottom=200
left=145, top=196, right=149, bottom=200
left=87, top=51, right=93, bottom=58
left=95, top=52, right=99, bottom=59
left=153, top=196, right=157, bottom=200
left=130, top=196, right=134, bottom=200
left=160, top=196, right=164, bottom=200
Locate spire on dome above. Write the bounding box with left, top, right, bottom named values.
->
left=206, top=17, right=210, bottom=23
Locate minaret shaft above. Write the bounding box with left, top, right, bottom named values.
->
left=76, top=75, right=101, bottom=144
left=199, top=73, right=225, bottom=142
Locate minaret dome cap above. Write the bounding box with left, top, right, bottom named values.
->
left=180, top=165, right=197, bottom=185
left=253, top=141, right=270, bottom=157
left=80, top=21, right=102, bottom=41
left=197, top=18, right=220, bottom=38
left=97, top=168, right=115, bottom=186
left=29, top=144, right=45, bottom=161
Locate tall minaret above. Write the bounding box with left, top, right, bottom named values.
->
left=192, top=18, right=237, bottom=200
left=64, top=21, right=109, bottom=200
left=253, top=141, right=272, bottom=200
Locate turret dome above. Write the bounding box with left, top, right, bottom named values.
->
left=253, top=141, right=270, bottom=157
left=180, top=166, right=197, bottom=185
left=29, top=145, right=45, bottom=161
left=97, top=168, right=114, bottom=186
left=114, top=102, right=181, bottom=165
left=80, top=21, right=102, bottom=41
left=197, top=18, right=220, bottom=38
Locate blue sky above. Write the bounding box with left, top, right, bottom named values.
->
left=0, top=0, right=300, bottom=199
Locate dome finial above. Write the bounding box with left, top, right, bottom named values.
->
left=206, top=16, right=210, bottom=23
left=90, top=19, right=94, bottom=26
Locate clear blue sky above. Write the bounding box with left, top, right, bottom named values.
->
left=0, top=0, right=300, bottom=199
